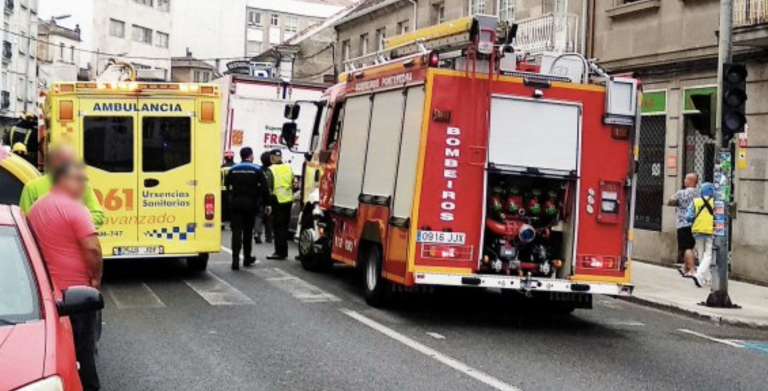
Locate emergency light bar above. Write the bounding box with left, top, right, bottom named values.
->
left=50, top=82, right=219, bottom=95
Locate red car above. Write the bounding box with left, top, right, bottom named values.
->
left=0, top=205, right=103, bottom=391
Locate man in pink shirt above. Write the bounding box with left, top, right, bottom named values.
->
left=28, top=162, right=103, bottom=391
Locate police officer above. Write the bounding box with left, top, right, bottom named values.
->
left=220, top=150, right=236, bottom=226
left=3, top=113, right=38, bottom=166
left=266, top=149, right=294, bottom=260
left=225, top=147, right=269, bottom=270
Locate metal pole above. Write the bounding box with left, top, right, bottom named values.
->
left=706, top=0, right=736, bottom=308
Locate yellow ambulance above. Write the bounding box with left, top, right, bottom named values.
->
left=43, top=81, right=221, bottom=271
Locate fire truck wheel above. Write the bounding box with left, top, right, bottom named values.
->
left=363, top=245, right=390, bottom=307
left=187, top=254, right=209, bottom=272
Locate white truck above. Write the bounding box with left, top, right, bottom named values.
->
left=216, top=74, right=324, bottom=175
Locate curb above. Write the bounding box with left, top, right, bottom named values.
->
left=622, top=295, right=768, bottom=331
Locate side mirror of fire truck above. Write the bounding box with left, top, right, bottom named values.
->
left=284, top=104, right=301, bottom=121
left=281, top=122, right=298, bottom=149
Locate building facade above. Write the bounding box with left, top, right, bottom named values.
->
left=171, top=53, right=216, bottom=83
left=334, top=0, right=585, bottom=70
left=591, top=0, right=768, bottom=284
left=1, top=0, right=39, bottom=126
left=40, top=0, right=172, bottom=80
left=37, top=20, right=82, bottom=85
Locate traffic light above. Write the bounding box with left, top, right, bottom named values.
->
left=689, top=93, right=716, bottom=138
left=722, top=63, right=748, bottom=139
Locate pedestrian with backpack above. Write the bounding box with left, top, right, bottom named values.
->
left=686, top=182, right=715, bottom=288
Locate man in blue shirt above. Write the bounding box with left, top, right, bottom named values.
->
left=225, top=147, right=269, bottom=270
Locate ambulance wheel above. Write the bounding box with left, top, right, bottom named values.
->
left=363, top=245, right=390, bottom=307
left=187, top=254, right=209, bottom=272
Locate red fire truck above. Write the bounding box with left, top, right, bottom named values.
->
left=283, top=15, right=640, bottom=310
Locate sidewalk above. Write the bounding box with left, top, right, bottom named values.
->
left=628, top=261, right=768, bottom=329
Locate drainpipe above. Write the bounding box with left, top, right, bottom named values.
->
left=408, top=0, right=417, bottom=31
left=580, top=0, right=588, bottom=55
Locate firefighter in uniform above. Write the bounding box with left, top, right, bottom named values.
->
left=225, top=147, right=269, bottom=270
left=3, top=113, right=38, bottom=166
left=220, top=150, right=236, bottom=227
left=265, top=149, right=294, bottom=260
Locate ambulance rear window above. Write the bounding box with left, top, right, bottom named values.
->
left=83, top=117, right=134, bottom=173
left=142, top=117, right=191, bottom=172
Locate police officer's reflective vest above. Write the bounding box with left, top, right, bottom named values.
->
left=221, top=165, right=232, bottom=191
left=692, top=197, right=715, bottom=236
left=269, top=164, right=294, bottom=204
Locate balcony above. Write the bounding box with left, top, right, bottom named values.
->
left=514, top=13, right=580, bottom=58
left=734, top=0, right=768, bottom=47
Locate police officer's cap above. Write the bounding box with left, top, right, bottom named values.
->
left=270, top=149, right=282, bottom=157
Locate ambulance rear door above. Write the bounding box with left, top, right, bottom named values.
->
left=79, top=98, right=140, bottom=250
left=136, top=98, right=197, bottom=254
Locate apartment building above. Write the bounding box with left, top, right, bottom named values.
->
left=591, top=0, right=768, bottom=284
left=335, top=0, right=585, bottom=69
left=245, top=0, right=352, bottom=58
left=40, top=0, right=172, bottom=80
left=1, top=0, right=38, bottom=127
left=37, top=20, right=82, bottom=85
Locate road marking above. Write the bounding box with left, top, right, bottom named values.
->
left=678, top=329, right=744, bottom=348
left=247, top=267, right=340, bottom=303
left=427, top=332, right=446, bottom=340
left=341, top=309, right=523, bottom=391
left=183, top=272, right=255, bottom=306
left=606, top=320, right=645, bottom=327
left=217, top=246, right=262, bottom=265
left=104, top=281, right=165, bottom=309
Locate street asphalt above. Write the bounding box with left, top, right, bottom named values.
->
left=96, top=230, right=768, bottom=391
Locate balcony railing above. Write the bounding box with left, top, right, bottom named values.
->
left=514, top=13, right=580, bottom=57
left=735, top=0, right=768, bottom=27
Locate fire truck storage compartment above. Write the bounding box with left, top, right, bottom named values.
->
left=482, top=95, right=582, bottom=278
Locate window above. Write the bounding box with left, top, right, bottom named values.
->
left=432, top=2, right=446, bottom=25
left=157, top=0, right=170, bottom=12
left=375, top=28, right=386, bottom=51
left=271, top=14, right=279, bottom=27
left=555, top=0, right=567, bottom=14
left=109, top=19, right=125, bottom=38
left=59, top=42, right=64, bottom=60
left=16, top=77, right=23, bottom=101
left=156, top=31, right=169, bottom=48
left=360, top=33, right=369, bottom=55
left=83, top=117, right=135, bottom=173
left=248, top=10, right=262, bottom=26
left=132, top=25, right=153, bottom=44
left=498, top=0, right=515, bottom=22
left=0, top=227, right=40, bottom=324
left=342, top=39, right=351, bottom=62
left=469, top=0, right=485, bottom=15
left=285, top=16, right=298, bottom=35
left=247, top=40, right=262, bottom=56
left=397, top=20, right=410, bottom=34
left=142, top=117, right=192, bottom=172
left=133, top=0, right=153, bottom=6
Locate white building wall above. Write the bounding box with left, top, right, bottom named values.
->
left=170, top=0, right=247, bottom=74
left=1, top=0, right=39, bottom=123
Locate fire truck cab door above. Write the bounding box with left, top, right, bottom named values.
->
left=79, top=98, right=140, bottom=246
left=136, top=98, right=197, bottom=250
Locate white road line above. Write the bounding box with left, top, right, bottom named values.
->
left=341, top=309, right=523, bottom=391
left=104, top=281, right=166, bottom=309
left=218, top=246, right=262, bottom=265
left=606, top=321, right=645, bottom=327
left=247, top=267, right=341, bottom=303
left=183, top=272, right=255, bottom=306
left=678, top=329, right=745, bottom=348
left=426, top=332, right=447, bottom=340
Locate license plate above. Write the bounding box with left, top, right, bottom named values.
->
left=416, top=231, right=466, bottom=245
left=113, top=246, right=165, bottom=256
